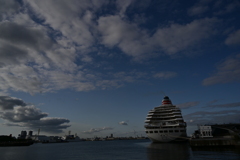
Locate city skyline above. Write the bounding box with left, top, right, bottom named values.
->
left=0, top=0, right=240, bottom=138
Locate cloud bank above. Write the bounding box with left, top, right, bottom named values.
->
left=177, top=101, right=200, bottom=109
left=82, top=127, right=113, bottom=134
left=0, top=0, right=238, bottom=95
left=119, top=121, right=128, bottom=125
left=205, top=101, right=240, bottom=108
left=202, top=54, right=240, bottom=85
left=0, top=96, right=26, bottom=110
left=184, top=110, right=240, bottom=126
left=0, top=96, right=70, bottom=133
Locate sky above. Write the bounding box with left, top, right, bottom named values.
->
left=0, top=0, right=240, bottom=138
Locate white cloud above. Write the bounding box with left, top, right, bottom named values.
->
left=0, top=96, right=71, bottom=133
left=184, top=110, right=240, bottom=126
left=188, top=3, right=209, bottom=16
left=224, top=0, right=240, bottom=12
left=0, top=1, right=142, bottom=94
left=0, top=0, right=21, bottom=20
left=24, top=0, right=100, bottom=51
left=0, top=0, right=222, bottom=95
left=98, top=16, right=219, bottom=59
left=0, top=96, right=26, bottom=110
left=83, top=127, right=113, bottom=134
left=153, top=72, right=177, bottom=79
left=206, top=102, right=240, bottom=108
left=225, top=29, right=240, bottom=45
left=116, top=0, right=133, bottom=18
left=97, top=15, right=154, bottom=60
left=202, top=54, right=240, bottom=85
left=1, top=105, right=48, bottom=122
left=177, top=101, right=200, bottom=109
left=25, top=117, right=71, bottom=133
left=187, top=0, right=213, bottom=16
left=0, top=65, right=44, bottom=94
left=153, top=18, right=218, bottom=55
left=119, top=121, right=128, bottom=125
left=213, top=0, right=240, bottom=15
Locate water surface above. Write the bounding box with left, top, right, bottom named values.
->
left=0, top=139, right=240, bottom=160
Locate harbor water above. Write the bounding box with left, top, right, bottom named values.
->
left=0, top=139, right=240, bottom=160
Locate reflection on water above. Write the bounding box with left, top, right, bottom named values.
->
left=191, top=146, right=240, bottom=160
left=191, top=146, right=240, bottom=153
left=147, top=142, right=192, bottom=160
left=0, top=140, right=240, bottom=160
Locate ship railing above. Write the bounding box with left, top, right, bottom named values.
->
left=144, top=124, right=182, bottom=128
left=155, top=105, right=177, bottom=108
left=148, top=112, right=180, bottom=115
left=144, top=125, right=163, bottom=128
left=145, top=118, right=183, bottom=122
left=150, top=109, right=181, bottom=113
left=144, top=125, right=158, bottom=127
left=172, top=111, right=181, bottom=114
left=164, top=125, right=181, bottom=127
left=147, top=115, right=182, bottom=118
left=148, top=112, right=182, bottom=115
left=153, top=109, right=176, bottom=112
left=153, top=115, right=182, bottom=118
left=147, top=117, right=183, bottom=120
left=147, top=113, right=154, bottom=115
left=147, top=113, right=172, bottom=116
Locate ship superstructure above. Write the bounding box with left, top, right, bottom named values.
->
left=144, top=96, right=187, bottom=142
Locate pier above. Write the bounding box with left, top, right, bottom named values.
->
left=190, top=124, right=240, bottom=148
left=190, top=137, right=239, bottom=147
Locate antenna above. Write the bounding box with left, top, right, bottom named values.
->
left=38, top=128, right=40, bottom=136
left=161, top=91, right=166, bottom=96
left=133, top=129, right=137, bottom=137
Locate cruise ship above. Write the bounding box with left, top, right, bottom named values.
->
left=144, top=96, right=187, bottom=142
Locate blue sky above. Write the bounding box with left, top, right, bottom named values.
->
left=0, top=0, right=240, bottom=138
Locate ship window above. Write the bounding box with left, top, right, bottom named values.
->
left=180, top=130, right=185, bottom=132
left=169, top=130, right=173, bottom=133
left=164, top=130, right=168, bottom=133
left=150, top=131, right=153, bottom=133
left=146, top=131, right=148, bottom=133
left=159, top=130, right=163, bottom=133
left=154, top=131, right=158, bottom=133
left=175, top=130, right=179, bottom=132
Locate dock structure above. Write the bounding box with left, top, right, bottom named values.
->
left=190, top=124, right=240, bottom=148
left=190, top=138, right=238, bottom=147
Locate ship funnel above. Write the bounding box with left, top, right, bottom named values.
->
left=162, top=96, right=172, bottom=105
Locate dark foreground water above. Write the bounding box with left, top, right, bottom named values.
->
left=0, top=139, right=240, bottom=160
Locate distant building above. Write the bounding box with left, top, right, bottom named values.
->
left=192, top=123, right=240, bottom=138
left=30, top=135, right=50, bottom=142
left=199, top=126, right=213, bottom=138
left=19, top=130, right=35, bottom=140
left=28, top=131, right=33, bottom=136
left=21, top=131, right=27, bottom=137
left=18, top=131, right=27, bottom=139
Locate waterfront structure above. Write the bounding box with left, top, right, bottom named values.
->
left=30, top=135, right=50, bottom=142
left=28, top=131, right=33, bottom=136
left=0, top=135, right=33, bottom=146
left=18, top=131, right=27, bottom=139
left=61, top=134, right=82, bottom=142
left=190, top=123, right=240, bottom=147
left=144, top=96, right=187, bottom=142
left=192, top=125, right=213, bottom=138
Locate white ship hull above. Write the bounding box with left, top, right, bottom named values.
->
left=146, top=129, right=187, bottom=143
